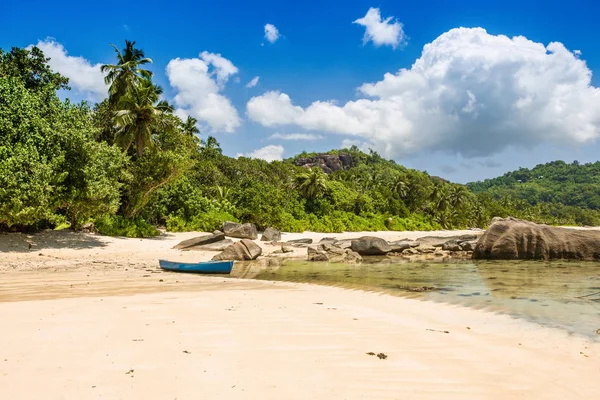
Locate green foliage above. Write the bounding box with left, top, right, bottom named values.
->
left=95, top=215, right=159, bottom=237
left=166, top=210, right=238, bottom=233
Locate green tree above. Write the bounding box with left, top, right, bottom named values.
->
left=101, top=40, right=152, bottom=107
left=113, top=79, right=174, bottom=157
left=294, top=168, right=329, bottom=200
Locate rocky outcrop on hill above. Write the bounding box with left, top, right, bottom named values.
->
left=473, top=217, right=600, bottom=260
left=222, top=221, right=258, bottom=240
left=294, top=153, right=353, bottom=174
left=212, top=239, right=262, bottom=261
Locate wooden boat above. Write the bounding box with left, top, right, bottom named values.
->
left=158, top=259, right=234, bottom=274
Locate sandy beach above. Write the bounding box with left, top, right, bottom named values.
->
left=1, top=230, right=599, bottom=399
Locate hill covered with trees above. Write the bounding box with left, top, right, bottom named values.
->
left=2, top=42, right=600, bottom=237
left=468, top=160, right=600, bottom=212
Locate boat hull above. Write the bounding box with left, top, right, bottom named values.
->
left=159, top=260, right=234, bottom=274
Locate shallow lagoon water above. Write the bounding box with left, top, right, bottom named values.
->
left=234, top=259, right=600, bottom=339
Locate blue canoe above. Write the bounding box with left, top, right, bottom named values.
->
left=159, top=259, right=234, bottom=274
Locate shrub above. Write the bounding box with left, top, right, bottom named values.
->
left=95, top=215, right=160, bottom=238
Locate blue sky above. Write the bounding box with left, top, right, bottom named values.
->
left=2, top=0, right=600, bottom=183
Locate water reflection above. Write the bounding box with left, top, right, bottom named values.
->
left=233, top=258, right=600, bottom=339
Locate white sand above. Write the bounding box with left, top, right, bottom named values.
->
left=0, top=230, right=598, bottom=399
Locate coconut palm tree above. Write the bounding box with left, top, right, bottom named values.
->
left=101, top=40, right=153, bottom=106
left=113, top=79, right=174, bottom=156
left=181, top=116, right=201, bottom=145
left=393, top=176, right=408, bottom=199
left=294, top=167, right=328, bottom=200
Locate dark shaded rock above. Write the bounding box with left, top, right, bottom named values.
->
left=473, top=217, right=600, bottom=260
left=350, top=236, right=392, bottom=255
left=459, top=240, right=478, bottom=252
left=307, top=245, right=329, bottom=261
left=287, top=238, right=313, bottom=245
left=260, top=227, right=281, bottom=242
left=222, top=222, right=258, bottom=240
left=186, top=239, right=234, bottom=252
left=212, top=239, right=262, bottom=261
left=174, top=231, right=225, bottom=250
left=442, top=240, right=461, bottom=252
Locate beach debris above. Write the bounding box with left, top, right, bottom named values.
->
left=313, top=302, right=323, bottom=305
left=125, top=369, right=134, bottom=375
left=395, top=285, right=439, bottom=292
left=366, top=352, right=388, bottom=359
left=596, top=329, right=600, bottom=335
left=183, top=350, right=191, bottom=354
left=580, top=352, right=588, bottom=358
left=426, top=328, right=449, bottom=334
left=132, top=339, right=144, bottom=342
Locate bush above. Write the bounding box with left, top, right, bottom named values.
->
left=95, top=215, right=160, bottom=238
left=166, top=209, right=238, bottom=232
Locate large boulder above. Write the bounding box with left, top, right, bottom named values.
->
left=261, top=227, right=281, bottom=242
left=388, top=240, right=418, bottom=253
left=187, top=239, right=234, bottom=252
left=212, top=239, right=262, bottom=261
left=287, top=238, right=313, bottom=245
left=350, top=236, right=392, bottom=255
left=173, top=231, right=225, bottom=250
left=222, top=222, right=258, bottom=240
left=473, top=217, right=600, bottom=260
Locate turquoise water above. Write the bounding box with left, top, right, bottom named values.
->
left=233, top=259, right=600, bottom=339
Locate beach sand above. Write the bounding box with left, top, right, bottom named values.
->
left=0, top=230, right=598, bottom=399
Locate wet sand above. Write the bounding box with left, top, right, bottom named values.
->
left=1, top=230, right=599, bottom=399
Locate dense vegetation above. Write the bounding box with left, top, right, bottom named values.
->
left=2, top=43, right=599, bottom=237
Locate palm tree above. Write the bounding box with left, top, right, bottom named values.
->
left=101, top=40, right=153, bottom=106
left=294, top=167, right=328, bottom=200
left=113, top=79, right=174, bottom=156
left=393, top=176, right=408, bottom=199
left=181, top=116, right=201, bottom=145
left=449, top=185, right=467, bottom=208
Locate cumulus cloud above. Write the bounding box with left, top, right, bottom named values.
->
left=264, top=24, right=280, bottom=44
left=245, top=76, right=260, bottom=88
left=269, top=133, right=323, bottom=141
left=167, top=52, right=240, bottom=132
left=247, top=27, right=600, bottom=158
left=241, top=145, right=285, bottom=162
left=33, top=39, right=106, bottom=102
left=353, top=8, right=406, bottom=49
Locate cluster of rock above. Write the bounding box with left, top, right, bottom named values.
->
left=294, top=153, right=353, bottom=174
left=299, top=235, right=480, bottom=262
left=473, top=217, right=600, bottom=260
left=173, top=222, right=283, bottom=261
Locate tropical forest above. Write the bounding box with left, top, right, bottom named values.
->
left=2, top=42, right=600, bottom=237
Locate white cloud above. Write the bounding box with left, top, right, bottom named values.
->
left=269, top=133, right=323, bottom=141
left=166, top=52, right=241, bottom=133
left=264, top=24, right=280, bottom=44
left=247, top=27, right=600, bottom=158
left=353, top=8, right=406, bottom=49
left=33, top=39, right=107, bottom=102
left=245, top=76, right=260, bottom=88
left=242, top=145, right=285, bottom=162
left=341, top=139, right=372, bottom=153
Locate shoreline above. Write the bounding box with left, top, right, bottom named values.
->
left=1, top=230, right=599, bottom=398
